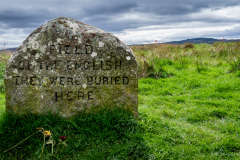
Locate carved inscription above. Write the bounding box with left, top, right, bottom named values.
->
left=17, top=60, right=121, bottom=71
left=55, top=91, right=93, bottom=101
left=12, top=76, right=128, bottom=86
left=11, top=45, right=130, bottom=102
left=4, top=17, right=138, bottom=118
left=49, top=45, right=93, bottom=55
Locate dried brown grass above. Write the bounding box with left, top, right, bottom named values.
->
left=0, top=50, right=13, bottom=64
left=130, top=44, right=180, bottom=78
left=182, top=42, right=194, bottom=49
left=131, top=44, right=181, bottom=59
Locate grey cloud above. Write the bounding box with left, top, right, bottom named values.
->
left=200, top=26, right=240, bottom=37
left=82, top=1, right=137, bottom=15
left=83, top=0, right=240, bottom=32
left=1, top=0, right=240, bottom=47
left=134, top=0, right=240, bottom=15
left=0, top=7, right=52, bottom=28
left=162, top=25, right=240, bottom=42
left=1, top=0, right=240, bottom=31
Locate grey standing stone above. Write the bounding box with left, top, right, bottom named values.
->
left=4, top=17, right=138, bottom=117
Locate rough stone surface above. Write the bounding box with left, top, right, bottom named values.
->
left=4, top=17, right=138, bottom=117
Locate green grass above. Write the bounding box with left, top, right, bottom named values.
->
left=1, top=42, right=240, bottom=159
left=138, top=68, right=240, bottom=159
left=0, top=108, right=150, bottom=159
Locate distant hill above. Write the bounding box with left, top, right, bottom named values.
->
left=7, top=47, right=18, bottom=51
left=129, top=38, right=240, bottom=46
left=1, top=38, right=240, bottom=51
left=165, top=38, right=240, bottom=44
left=0, top=47, right=17, bottom=52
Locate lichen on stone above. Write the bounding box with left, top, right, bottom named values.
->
left=4, top=17, right=138, bottom=118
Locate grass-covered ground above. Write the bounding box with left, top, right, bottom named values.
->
left=0, top=42, right=240, bottom=159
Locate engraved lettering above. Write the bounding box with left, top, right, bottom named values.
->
left=88, top=91, right=93, bottom=100
left=75, top=46, right=82, bottom=55
left=55, top=60, right=60, bottom=69
left=115, top=61, right=121, bottom=70
left=30, top=77, right=36, bottom=85
left=93, top=60, right=99, bottom=70
left=75, top=61, right=81, bottom=70
left=5, top=20, right=138, bottom=114
left=18, top=61, right=24, bottom=70
left=59, top=45, right=61, bottom=54
left=86, top=45, right=92, bottom=54
left=55, top=92, right=63, bottom=101
left=95, top=77, right=101, bottom=85
left=50, top=77, right=57, bottom=85
left=103, top=77, right=108, bottom=85
left=84, top=61, right=90, bottom=70
left=60, top=77, right=65, bottom=85
left=106, top=61, right=112, bottom=70
left=101, top=61, right=103, bottom=70
left=38, top=61, right=43, bottom=69
left=13, top=76, right=20, bottom=85
left=115, top=77, right=120, bottom=84
left=22, top=76, right=28, bottom=85
left=67, top=77, right=73, bottom=85
left=65, top=45, right=70, bottom=54
left=123, top=77, right=129, bottom=85
left=50, top=45, right=55, bottom=54
left=46, top=61, right=53, bottom=70
left=28, top=61, right=30, bottom=70
left=38, top=77, right=42, bottom=86
left=67, top=92, right=73, bottom=101
left=67, top=61, right=73, bottom=70
left=78, top=91, right=84, bottom=100
left=75, top=77, right=81, bottom=85
left=87, top=76, right=93, bottom=85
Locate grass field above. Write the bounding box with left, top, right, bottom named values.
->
left=0, top=42, right=240, bottom=159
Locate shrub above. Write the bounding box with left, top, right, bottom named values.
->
left=183, top=42, right=194, bottom=49
left=227, top=56, right=240, bottom=73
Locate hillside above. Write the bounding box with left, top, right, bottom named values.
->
left=165, top=38, right=240, bottom=44
left=0, top=42, right=240, bottom=159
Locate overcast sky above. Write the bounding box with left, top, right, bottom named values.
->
left=1, top=0, right=240, bottom=48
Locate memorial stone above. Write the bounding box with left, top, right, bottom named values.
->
left=4, top=17, right=138, bottom=117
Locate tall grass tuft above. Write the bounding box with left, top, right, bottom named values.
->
left=182, top=42, right=194, bottom=49
left=0, top=51, right=12, bottom=92
left=132, top=42, right=240, bottom=74
left=132, top=44, right=178, bottom=78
